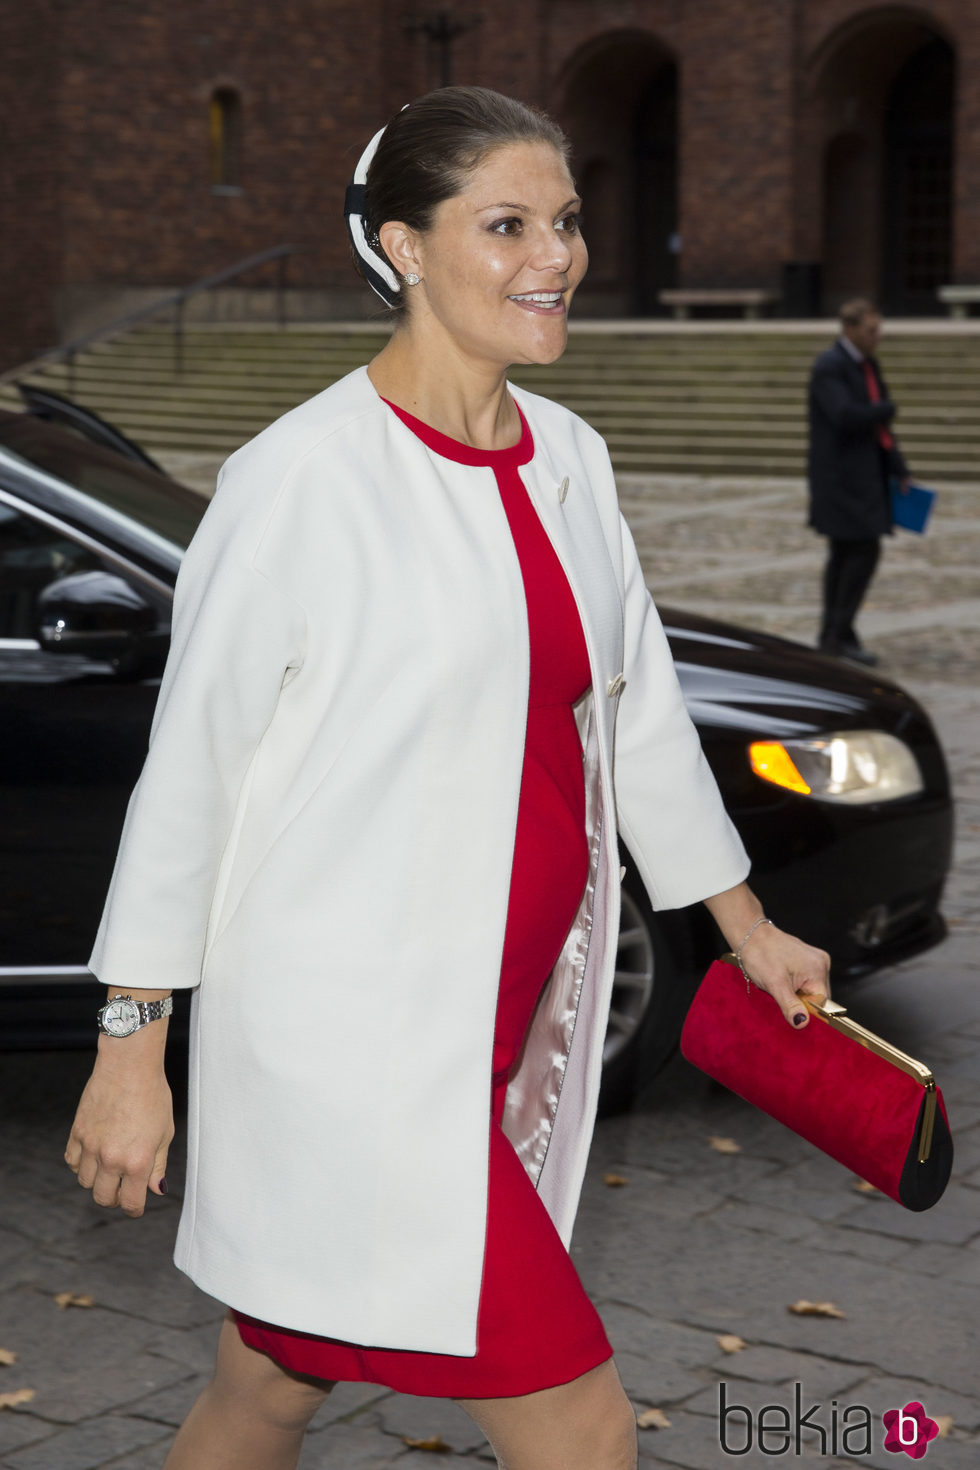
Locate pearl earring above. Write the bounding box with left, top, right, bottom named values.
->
left=403, top=272, right=420, bottom=286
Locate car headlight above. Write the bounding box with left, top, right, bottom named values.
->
left=749, top=731, right=924, bottom=804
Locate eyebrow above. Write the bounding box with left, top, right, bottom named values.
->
left=477, top=197, right=582, bottom=214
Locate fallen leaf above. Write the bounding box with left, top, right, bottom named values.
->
left=402, top=1435, right=452, bottom=1453
left=0, top=1349, right=16, bottom=1366
left=787, top=1300, right=846, bottom=1319
left=53, top=1292, right=95, bottom=1310
left=934, top=1415, right=953, bottom=1439
left=716, top=1334, right=747, bottom=1353
left=707, top=1135, right=741, bottom=1154
left=603, top=1172, right=629, bottom=1187
left=636, top=1407, right=671, bottom=1430
left=853, top=1179, right=878, bottom=1193
left=0, top=1388, right=35, bottom=1410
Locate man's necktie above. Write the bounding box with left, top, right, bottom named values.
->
left=861, top=358, right=895, bottom=451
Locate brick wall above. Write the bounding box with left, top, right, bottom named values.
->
left=56, top=0, right=386, bottom=292
left=674, top=3, right=796, bottom=289
left=2, top=0, right=979, bottom=371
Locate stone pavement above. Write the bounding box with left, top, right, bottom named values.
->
left=0, top=465, right=978, bottom=1468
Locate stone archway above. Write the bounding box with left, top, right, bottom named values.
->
left=806, top=8, right=955, bottom=315
left=555, top=31, right=678, bottom=317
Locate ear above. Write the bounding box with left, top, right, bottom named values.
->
left=377, top=221, right=423, bottom=284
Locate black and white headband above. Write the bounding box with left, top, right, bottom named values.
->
left=344, top=115, right=404, bottom=309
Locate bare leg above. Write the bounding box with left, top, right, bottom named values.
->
left=456, top=1356, right=637, bottom=1470
left=164, top=1310, right=334, bottom=1470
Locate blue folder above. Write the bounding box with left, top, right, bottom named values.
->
left=890, top=479, right=936, bottom=534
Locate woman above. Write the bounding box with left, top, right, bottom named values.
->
left=66, top=88, right=830, bottom=1470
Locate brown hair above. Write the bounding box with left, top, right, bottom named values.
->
left=356, top=86, right=571, bottom=311
left=840, top=297, right=880, bottom=328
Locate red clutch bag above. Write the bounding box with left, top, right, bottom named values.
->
left=680, top=958, right=953, bottom=1211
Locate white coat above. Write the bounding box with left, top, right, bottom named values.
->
left=89, top=365, right=750, bottom=1355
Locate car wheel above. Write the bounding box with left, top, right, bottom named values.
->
left=597, top=874, right=694, bottom=1116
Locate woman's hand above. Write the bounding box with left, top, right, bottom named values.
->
left=65, top=990, right=175, bottom=1217
left=735, top=919, right=831, bottom=1027
left=703, top=882, right=831, bottom=1028
left=66, top=1057, right=174, bottom=1217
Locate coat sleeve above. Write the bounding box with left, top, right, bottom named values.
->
left=887, top=441, right=910, bottom=481
left=87, top=467, right=307, bottom=990
left=611, top=513, right=751, bottom=911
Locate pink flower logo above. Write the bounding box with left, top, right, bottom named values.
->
left=882, top=1402, right=940, bottom=1458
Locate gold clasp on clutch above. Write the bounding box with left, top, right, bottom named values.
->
left=803, top=995, right=937, bottom=1163
left=802, top=996, right=848, bottom=1019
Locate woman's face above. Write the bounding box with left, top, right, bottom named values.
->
left=402, top=141, right=588, bottom=369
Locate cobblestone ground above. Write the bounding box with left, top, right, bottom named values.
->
left=1, top=463, right=977, bottom=1469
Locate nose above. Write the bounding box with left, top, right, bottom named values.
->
left=530, top=220, right=574, bottom=276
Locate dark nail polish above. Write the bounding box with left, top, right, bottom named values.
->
left=792, top=1013, right=807, bottom=1028
left=159, top=1177, right=168, bottom=1195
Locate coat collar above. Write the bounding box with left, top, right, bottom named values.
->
left=344, top=364, right=625, bottom=682
left=833, top=338, right=880, bottom=394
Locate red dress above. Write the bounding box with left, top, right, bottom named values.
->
left=233, top=400, right=613, bottom=1397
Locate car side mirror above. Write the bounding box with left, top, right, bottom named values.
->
left=35, top=570, right=157, bottom=662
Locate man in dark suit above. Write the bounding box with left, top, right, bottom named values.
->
left=807, top=298, right=911, bottom=665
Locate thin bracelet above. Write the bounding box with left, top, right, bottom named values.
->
left=735, top=916, right=774, bottom=994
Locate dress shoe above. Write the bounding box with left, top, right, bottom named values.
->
left=840, top=637, right=879, bottom=666
left=819, top=639, right=878, bottom=667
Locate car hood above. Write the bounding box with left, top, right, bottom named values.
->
left=662, top=605, right=921, bottom=741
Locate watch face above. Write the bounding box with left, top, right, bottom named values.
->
left=102, top=998, right=140, bottom=1037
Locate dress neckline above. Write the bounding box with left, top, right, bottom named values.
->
left=380, top=395, right=534, bottom=469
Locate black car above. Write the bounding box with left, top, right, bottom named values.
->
left=0, top=390, right=953, bottom=1110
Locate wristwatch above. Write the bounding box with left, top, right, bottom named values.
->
left=97, top=993, right=174, bottom=1038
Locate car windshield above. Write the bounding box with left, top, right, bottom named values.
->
left=0, top=415, right=206, bottom=550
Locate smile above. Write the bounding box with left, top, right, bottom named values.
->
left=507, top=291, right=566, bottom=315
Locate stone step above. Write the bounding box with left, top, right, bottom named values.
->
left=29, top=394, right=980, bottom=434
left=606, top=449, right=980, bottom=475
left=70, top=412, right=971, bottom=464
left=117, top=321, right=980, bottom=348
left=16, top=405, right=970, bottom=445
left=52, top=327, right=980, bottom=356
left=23, top=366, right=980, bottom=410
left=70, top=337, right=980, bottom=372
left=7, top=324, right=980, bottom=482
left=15, top=381, right=979, bottom=442
left=31, top=350, right=980, bottom=388
left=10, top=403, right=970, bottom=452
left=116, top=338, right=974, bottom=359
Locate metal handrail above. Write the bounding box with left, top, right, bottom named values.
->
left=0, top=243, right=300, bottom=395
